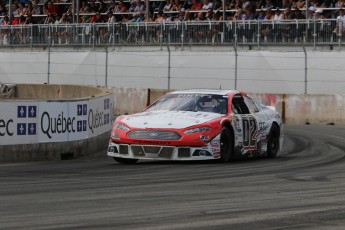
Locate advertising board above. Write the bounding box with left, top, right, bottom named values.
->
left=0, top=95, right=113, bottom=145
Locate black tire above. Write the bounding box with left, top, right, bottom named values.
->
left=113, top=157, right=138, bottom=164
left=267, top=124, right=280, bottom=158
left=219, top=127, right=234, bottom=163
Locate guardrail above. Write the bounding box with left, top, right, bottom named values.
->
left=0, top=19, right=344, bottom=49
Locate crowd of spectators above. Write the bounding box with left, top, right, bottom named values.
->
left=0, top=0, right=344, bottom=44
left=0, top=0, right=344, bottom=25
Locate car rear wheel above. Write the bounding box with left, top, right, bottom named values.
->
left=113, top=157, right=138, bottom=164
left=267, top=124, right=280, bottom=158
left=220, top=127, right=234, bottom=163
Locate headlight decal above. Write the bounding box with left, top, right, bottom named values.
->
left=114, top=123, right=130, bottom=132
left=184, top=127, right=210, bottom=134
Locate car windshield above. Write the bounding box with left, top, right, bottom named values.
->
left=145, top=93, right=228, bottom=114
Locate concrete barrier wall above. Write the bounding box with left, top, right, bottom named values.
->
left=284, top=94, right=345, bottom=125
left=16, top=84, right=108, bottom=99
left=110, top=87, right=345, bottom=125
left=111, top=87, right=148, bottom=116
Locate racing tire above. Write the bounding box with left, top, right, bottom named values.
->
left=113, top=157, right=138, bottom=164
left=219, top=127, right=234, bottom=163
left=267, top=124, right=280, bottom=158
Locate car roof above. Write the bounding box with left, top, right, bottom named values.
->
left=170, top=89, right=241, bottom=96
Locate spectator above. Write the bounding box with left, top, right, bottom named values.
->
left=191, top=0, right=202, bottom=10
left=128, top=0, right=137, bottom=12
left=26, top=2, right=33, bottom=15
left=307, top=6, right=316, bottom=19
left=233, top=8, right=245, bottom=20
left=273, top=8, right=283, bottom=21
left=44, top=13, right=55, bottom=24
left=0, top=4, right=7, bottom=16
left=134, top=0, right=146, bottom=13
left=205, top=8, right=214, bottom=20
left=292, top=0, right=306, bottom=9
left=130, top=12, right=143, bottom=21
left=175, top=7, right=186, bottom=21
left=202, top=0, right=213, bottom=10
left=115, top=1, right=128, bottom=22
left=31, top=0, right=42, bottom=15
left=88, top=1, right=98, bottom=13
left=116, top=1, right=128, bottom=12
left=98, top=1, right=108, bottom=13
left=107, top=11, right=116, bottom=23
left=12, top=4, right=19, bottom=16
left=283, top=6, right=294, bottom=19
left=257, top=9, right=266, bottom=20
left=334, top=9, right=345, bottom=34
left=2, top=15, right=10, bottom=25
left=335, top=0, right=345, bottom=8
left=80, top=15, right=90, bottom=23
left=25, top=14, right=33, bottom=24
left=79, top=1, right=90, bottom=14
left=171, top=0, right=183, bottom=11
left=293, top=8, right=306, bottom=19
left=163, top=0, right=173, bottom=11
left=260, top=0, right=274, bottom=9
left=265, top=7, right=273, bottom=19
left=17, top=2, right=27, bottom=15
left=213, top=0, right=222, bottom=10
left=90, top=11, right=105, bottom=23
left=46, top=1, right=58, bottom=15
left=314, top=8, right=326, bottom=19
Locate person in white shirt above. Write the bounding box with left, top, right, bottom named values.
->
left=273, top=8, right=283, bottom=22
left=334, top=9, right=345, bottom=34
left=202, top=0, right=213, bottom=10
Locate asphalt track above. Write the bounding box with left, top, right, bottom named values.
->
left=1, top=125, right=345, bottom=230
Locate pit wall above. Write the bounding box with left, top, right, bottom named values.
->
left=111, top=88, right=345, bottom=125
left=0, top=84, right=114, bottom=162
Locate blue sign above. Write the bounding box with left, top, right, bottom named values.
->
left=104, top=98, right=110, bottom=110
left=28, top=106, right=37, bottom=118
left=83, top=104, right=87, bottom=115
left=104, top=113, right=109, bottom=125
left=77, top=120, right=83, bottom=132
left=28, top=123, right=36, bottom=135
left=17, top=106, right=27, bottom=118
left=77, top=105, right=83, bottom=116
left=17, top=123, right=26, bottom=135
left=83, top=120, right=87, bottom=131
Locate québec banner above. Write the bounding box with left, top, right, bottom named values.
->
left=0, top=95, right=113, bottom=145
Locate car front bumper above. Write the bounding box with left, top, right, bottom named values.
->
left=107, top=141, right=221, bottom=161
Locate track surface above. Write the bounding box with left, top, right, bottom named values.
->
left=1, top=125, right=345, bottom=230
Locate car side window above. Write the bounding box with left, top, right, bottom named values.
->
left=231, top=94, right=250, bottom=114
left=244, top=96, right=259, bottom=113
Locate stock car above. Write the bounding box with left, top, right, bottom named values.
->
left=107, top=89, right=283, bottom=164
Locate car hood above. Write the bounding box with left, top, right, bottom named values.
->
left=122, top=110, right=223, bottom=129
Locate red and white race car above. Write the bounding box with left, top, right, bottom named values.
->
left=107, top=89, right=283, bottom=164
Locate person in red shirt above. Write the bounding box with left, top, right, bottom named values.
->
left=191, top=0, right=202, bottom=10
left=47, top=1, right=58, bottom=15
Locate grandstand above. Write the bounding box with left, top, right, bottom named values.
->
left=0, top=0, right=344, bottom=47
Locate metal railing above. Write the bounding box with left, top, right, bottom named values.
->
left=0, top=19, right=344, bottom=49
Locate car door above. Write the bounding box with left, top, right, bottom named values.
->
left=231, top=94, right=259, bottom=154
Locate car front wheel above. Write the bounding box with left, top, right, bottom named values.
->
left=267, top=125, right=280, bottom=158
left=220, top=127, right=234, bottom=163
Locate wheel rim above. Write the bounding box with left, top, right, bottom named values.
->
left=270, top=136, right=279, bottom=155
left=220, top=133, right=228, bottom=154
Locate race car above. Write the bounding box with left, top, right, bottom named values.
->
left=107, top=89, right=283, bottom=164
